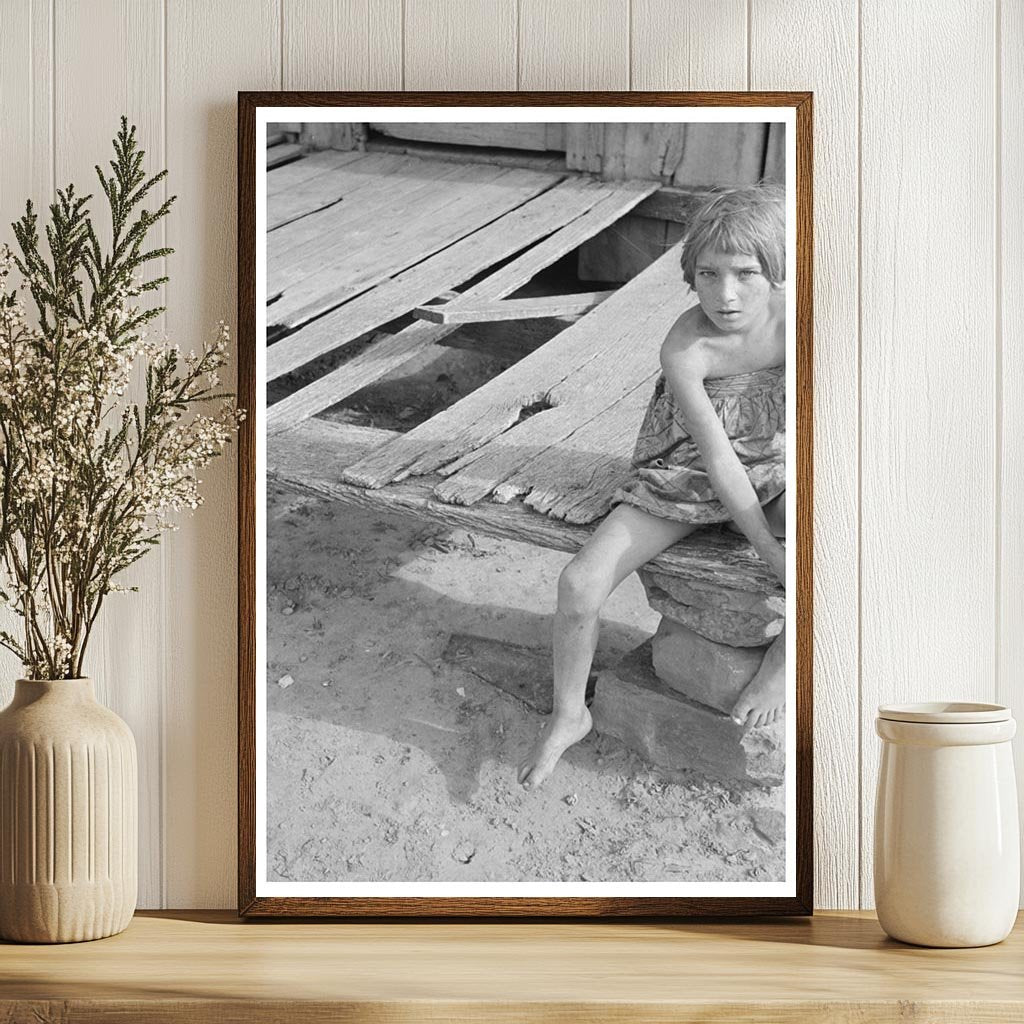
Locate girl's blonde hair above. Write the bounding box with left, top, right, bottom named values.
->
left=679, top=183, right=786, bottom=287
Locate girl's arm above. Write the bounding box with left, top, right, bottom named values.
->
left=661, top=342, right=786, bottom=585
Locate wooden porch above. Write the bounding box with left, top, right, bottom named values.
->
left=265, top=129, right=782, bottom=595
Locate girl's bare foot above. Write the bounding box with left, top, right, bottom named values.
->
left=517, top=707, right=593, bottom=789
left=731, top=628, right=785, bottom=728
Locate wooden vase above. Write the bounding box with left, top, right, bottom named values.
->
left=0, top=677, right=137, bottom=943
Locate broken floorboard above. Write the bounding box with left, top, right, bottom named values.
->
left=413, top=290, right=614, bottom=325
left=268, top=418, right=779, bottom=594
left=266, top=175, right=657, bottom=388
left=340, top=242, right=690, bottom=521
left=269, top=158, right=562, bottom=328
left=266, top=178, right=657, bottom=432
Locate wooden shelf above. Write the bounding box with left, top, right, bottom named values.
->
left=2, top=910, right=1022, bottom=1021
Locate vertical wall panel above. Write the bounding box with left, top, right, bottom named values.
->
left=0, top=1, right=52, bottom=697
left=164, top=0, right=280, bottom=908
left=860, top=0, right=997, bottom=908
left=284, top=0, right=401, bottom=90
left=751, top=1, right=860, bottom=910
left=519, top=0, right=629, bottom=90
left=631, top=0, right=746, bottom=90
left=405, top=0, right=516, bottom=90
left=0, top=0, right=51, bottom=227
left=53, top=0, right=166, bottom=909
left=1000, top=0, right=1024, bottom=900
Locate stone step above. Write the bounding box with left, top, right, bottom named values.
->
left=441, top=633, right=598, bottom=713
left=650, top=617, right=766, bottom=715
left=591, top=641, right=783, bottom=790
left=639, top=568, right=784, bottom=647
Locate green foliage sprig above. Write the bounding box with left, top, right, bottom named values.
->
left=0, top=117, right=243, bottom=679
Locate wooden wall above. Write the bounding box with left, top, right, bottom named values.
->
left=0, top=0, right=1017, bottom=912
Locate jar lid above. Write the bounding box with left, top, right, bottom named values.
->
left=877, top=702, right=1011, bottom=724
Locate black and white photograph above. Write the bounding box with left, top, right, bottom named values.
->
left=243, top=99, right=811, bottom=913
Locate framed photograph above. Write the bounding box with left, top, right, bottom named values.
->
left=238, top=92, right=813, bottom=917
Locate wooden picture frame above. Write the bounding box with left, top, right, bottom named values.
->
left=238, top=91, right=813, bottom=917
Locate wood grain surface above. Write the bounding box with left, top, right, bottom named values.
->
left=269, top=418, right=781, bottom=592
left=1002, top=0, right=1024, bottom=895
left=266, top=176, right=657, bottom=431
left=405, top=0, right=517, bottom=91
left=751, top=0, right=861, bottom=916
left=631, top=0, right=747, bottom=91
left=283, top=0, right=401, bottom=91
left=519, top=0, right=629, bottom=91
left=50, top=0, right=166, bottom=911
left=2, top=910, right=1024, bottom=1022
left=165, top=0, right=281, bottom=911
left=265, top=174, right=650, bottom=387
left=338, top=238, right=688, bottom=498
left=269, top=160, right=559, bottom=327
left=858, top=1, right=997, bottom=909
left=267, top=149, right=366, bottom=204
left=412, top=290, right=615, bottom=324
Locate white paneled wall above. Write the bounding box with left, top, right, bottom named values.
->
left=0, top=0, right=1017, bottom=910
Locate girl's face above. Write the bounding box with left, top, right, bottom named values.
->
left=693, top=247, right=776, bottom=333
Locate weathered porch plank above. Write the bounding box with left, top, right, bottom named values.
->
left=266, top=143, right=303, bottom=169
left=340, top=242, right=689, bottom=493
left=271, top=160, right=558, bottom=327
left=488, top=381, right=656, bottom=523
left=266, top=177, right=659, bottom=429
left=267, top=149, right=369, bottom=196
left=269, top=154, right=409, bottom=230
left=266, top=175, right=643, bottom=384
left=269, top=418, right=777, bottom=592
left=270, top=153, right=452, bottom=231
left=270, top=153, right=457, bottom=261
left=270, top=164, right=561, bottom=328
left=268, top=153, right=503, bottom=264
left=413, top=290, right=614, bottom=325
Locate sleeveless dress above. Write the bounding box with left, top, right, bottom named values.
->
left=611, top=365, right=786, bottom=524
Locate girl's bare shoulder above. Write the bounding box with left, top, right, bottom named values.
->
left=660, top=305, right=713, bottom=368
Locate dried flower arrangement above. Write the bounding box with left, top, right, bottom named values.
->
left=0, top=117, right=242, bottom=680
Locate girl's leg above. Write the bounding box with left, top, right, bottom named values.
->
left=518, top=504, right=698, bottom=789
left=730, top=490, right=786, bottom=727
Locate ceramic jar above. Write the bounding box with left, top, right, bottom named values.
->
left=0, top=678, right=137, bottom=943
left=874, top=702, right=1019, bottom=948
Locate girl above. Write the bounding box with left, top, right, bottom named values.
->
left=518, top=184, right=788, bottom=790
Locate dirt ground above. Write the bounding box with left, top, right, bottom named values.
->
left=266, top=480, right=786, bottom=885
